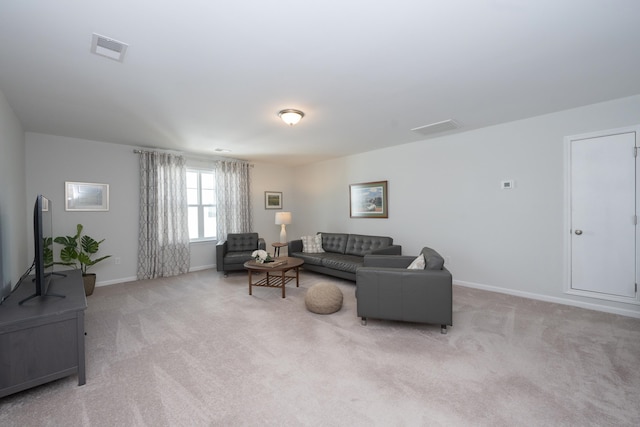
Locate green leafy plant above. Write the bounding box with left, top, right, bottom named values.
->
left=54, top=224, right=111, bottom=274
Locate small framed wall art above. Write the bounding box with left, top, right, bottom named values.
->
left=349, top=180, right=388, bottom=218
left=265, top=191, right=283, bottom=209
left=65, top=181, right=110, bottom=211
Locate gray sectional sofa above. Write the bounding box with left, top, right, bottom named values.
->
left=287, top=232, right=401, bottom=281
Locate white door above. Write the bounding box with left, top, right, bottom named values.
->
left=570, top=131, right=637, bottom=299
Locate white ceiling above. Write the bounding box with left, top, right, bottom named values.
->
left=1, top=0, right=640, bottom=166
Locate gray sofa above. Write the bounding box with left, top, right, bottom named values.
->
left=287, top=232, right=402, bottom=281
left=356, top=247, right=452, bottom=333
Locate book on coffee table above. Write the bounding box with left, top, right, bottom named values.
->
left=261, top=259, right=288, bottom=268
left=249, top=259, right=288, bottom=268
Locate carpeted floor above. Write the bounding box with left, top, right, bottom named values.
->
left=1, top=269, right=639, bottom=426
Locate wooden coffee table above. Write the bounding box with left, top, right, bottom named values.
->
left=243, top=256, right=304, bottom=298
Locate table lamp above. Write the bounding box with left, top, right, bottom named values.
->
left=275, top=212, right=292, bottom=243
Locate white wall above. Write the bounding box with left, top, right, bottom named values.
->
left=24, top=133, right=295, bottom=284
left=292, top=95, right=640, bottom=318
left=25, top=133, right=140, bottom=285
left=251, top=162, right=295, bottom=254
left=0, top=89, right=27, bottom=299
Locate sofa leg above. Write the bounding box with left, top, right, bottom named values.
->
left=361, top=317, right=367, bottom=326
left=441, top=325, right=447, bottom=334
left=223, top=272, right=228, bottom=278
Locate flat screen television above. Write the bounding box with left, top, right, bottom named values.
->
left=19, top=194, right=64, bottom=305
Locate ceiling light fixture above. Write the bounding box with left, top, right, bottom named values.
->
left=278, top=109, right=305, bottom=126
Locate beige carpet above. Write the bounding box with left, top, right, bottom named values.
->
left=1, top=269, right=639, bottom=426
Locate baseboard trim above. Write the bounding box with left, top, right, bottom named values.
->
left=189, top=264, right=215, bottom=272
left=95, top=264, right=216, bottom=288
left=454, top=279, right=640, bottom=319
left=96, top=275, right=138, bottom=287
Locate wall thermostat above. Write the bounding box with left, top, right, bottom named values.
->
left=501, top=180, right=514, bottom=189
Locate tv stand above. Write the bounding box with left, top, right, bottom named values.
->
left=0, top=269, right=86, bottom=398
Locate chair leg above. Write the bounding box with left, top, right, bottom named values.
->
left=441, top=325, right=447, bottom=334
left=361, top=317, right=367, bottom=326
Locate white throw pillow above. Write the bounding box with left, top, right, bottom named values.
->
left=407, top=254, right=425, bottom=270
left=301, top=234, right=325, bottom=253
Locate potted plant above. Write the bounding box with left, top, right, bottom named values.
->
left=54, top=224, right=111, bottom=296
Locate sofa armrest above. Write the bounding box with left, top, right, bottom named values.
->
left=288, top=239, right=303, bottom=254
left=216, top=240, right=228, bottom=271
left=371, top=244, right=402, bottom=255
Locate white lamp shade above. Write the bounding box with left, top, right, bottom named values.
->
left=275, top=211, right=292, bottom=225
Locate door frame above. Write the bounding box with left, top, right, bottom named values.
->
left=564, top=125, right=640, bottom=305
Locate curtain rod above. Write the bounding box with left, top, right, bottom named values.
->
left=132, top=149, right=253, bottom=166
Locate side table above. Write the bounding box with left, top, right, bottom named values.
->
left=272, top=242, right=287, bottom=257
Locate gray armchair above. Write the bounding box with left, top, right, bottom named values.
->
left=216, top=233, right=266, bottom=277
left=356, top=247, right=453, bottom=334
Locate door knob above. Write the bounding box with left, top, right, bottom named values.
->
left=575, top=229, right=583, bottom=235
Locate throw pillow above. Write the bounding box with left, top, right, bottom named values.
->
left=407, top=254, right=425, bottom=270
left=301, top=234, right=325, bottom=253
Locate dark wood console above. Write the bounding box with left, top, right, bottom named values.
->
left=0, top=269, right=86, bottom=398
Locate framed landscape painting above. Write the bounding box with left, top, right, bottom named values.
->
left=349, top=181, right=388, bottom=218
left=265, top=191, right=283, bottom=209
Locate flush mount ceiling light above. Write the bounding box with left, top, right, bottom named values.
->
left=278, top=109, right=305, bottom=126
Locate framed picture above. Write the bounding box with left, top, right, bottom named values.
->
left=265, top=191, right=283, bottom=209
left=349, top=181, right=388, bottom=218
left=65, top=181, right=109, bottom=211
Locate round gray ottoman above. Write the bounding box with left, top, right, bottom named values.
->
left=305, top=283, right=343, bottom=314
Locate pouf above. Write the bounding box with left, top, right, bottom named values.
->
left=305, top=283, right=343, bottom=314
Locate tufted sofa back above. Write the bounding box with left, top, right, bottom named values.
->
left=345, top=234, right=394, bottom=256
left=318, top=232, right=393, bottom=256
left=318, top=233, right=349, bottom=253
left=227, top=233, right=259, bottom=251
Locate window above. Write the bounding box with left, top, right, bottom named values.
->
left=187, top=169, right=216, bottom=241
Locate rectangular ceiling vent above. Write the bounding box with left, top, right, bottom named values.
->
left=411, top=119, right=460, bottom=136
left=91, top=33, right=128, bottom=62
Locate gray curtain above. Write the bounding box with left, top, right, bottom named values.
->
left=137, top=151, right=190, bottom=279
left=215, top=160, right=252, bottom=241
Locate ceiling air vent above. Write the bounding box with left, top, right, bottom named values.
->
left=91, top=33, right=128, bottom=62
left=411, top=119, right=460, bottom=136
